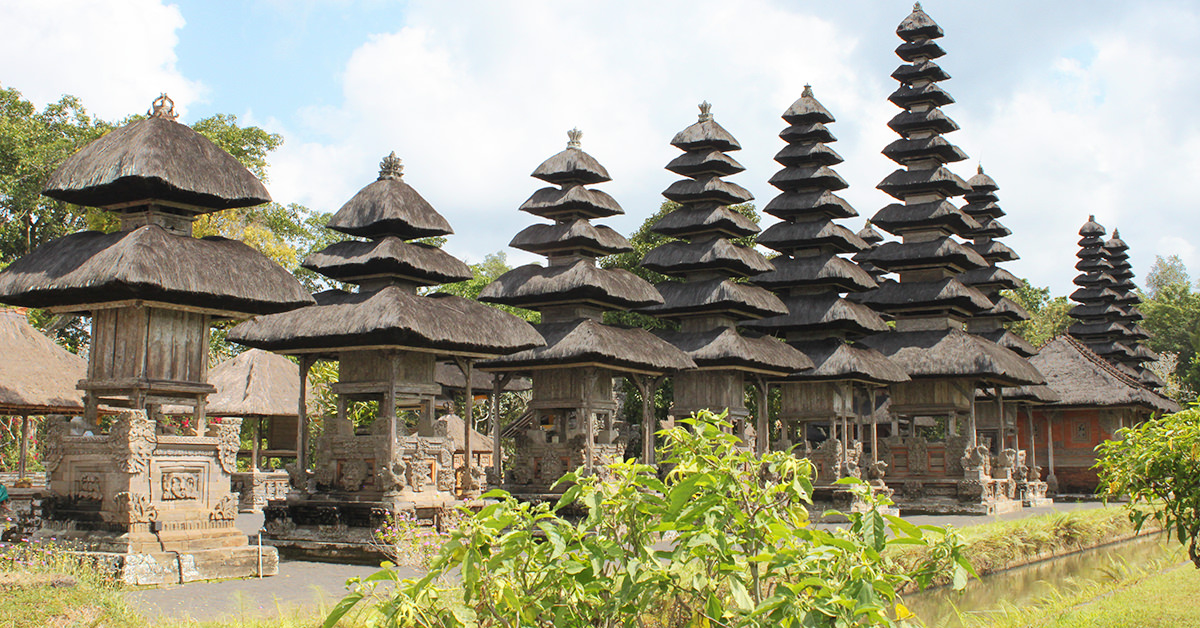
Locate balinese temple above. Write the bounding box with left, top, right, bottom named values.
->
left=478, top=129, right=695, bottom=494
left=0, top=95, right=315, bottom=583
left=637, top=103, right=811, bottom=447
left=228, top=152, right=543, bottom=561
left=856, top=221, right=889, bottom=284
left=1102, top=231, right=1163, bottom=388
left=853, top=5, right=1044, bottom=514
left=743, top=86, right=908, bottom=490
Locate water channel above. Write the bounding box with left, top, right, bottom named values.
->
left=904, top=532, right=1183, bottom=627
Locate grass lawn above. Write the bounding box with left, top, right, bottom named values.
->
left=1017, top=565, right=1200, bottom=628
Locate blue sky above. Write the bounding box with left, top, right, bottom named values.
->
left=2, top=0, right=1198, bottom=297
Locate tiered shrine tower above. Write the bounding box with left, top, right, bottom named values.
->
left=853, top=5, right=1043, bottom=512
left=229, top=153, right=543, bottom=560
left=638, top=103, right=811, bottom=444
left=0, top=95, right=314, bottom=583
left=744, top=87, right=908, bottom=482
left=478, top=130, right=694, bottom=489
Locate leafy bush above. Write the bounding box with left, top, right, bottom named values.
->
left=326, top=410, right=971, bottom=627
left=1096, top=406, right=1200, bottom=567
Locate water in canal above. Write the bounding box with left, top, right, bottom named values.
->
left=904, top=532, right=1183, bottom=627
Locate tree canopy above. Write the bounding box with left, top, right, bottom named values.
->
left=1003, top=281, right=1071, bottom=349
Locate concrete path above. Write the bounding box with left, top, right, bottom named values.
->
left=121, top=500, right=1110, bottom=623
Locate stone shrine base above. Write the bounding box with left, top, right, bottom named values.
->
left=262, top=497, right=457, bottom=564
left=77, top=544, right=278, bottom=586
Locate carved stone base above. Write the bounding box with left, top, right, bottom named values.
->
left=232, top=470, right=291, bottom=513
left=261, top=497, right=454, bottom=564
left=66, top=545, right=278, bottom=586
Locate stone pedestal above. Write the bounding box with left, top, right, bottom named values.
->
left=36, top=411, right=278, bottom=584
left=231, top=470, right=290, bottom=513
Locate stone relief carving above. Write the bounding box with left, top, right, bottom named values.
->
left=210, top=494, right=238, bottom=521
left=313, top=461, right=336, bottom=488
left=115, top=491, right=159, bottom=524
left=907, top=438, right=928, bottom=474
left=162, top=471, right=201, bottom=500
left=109, top=411, right=156, bottom=476
left=74, top=473, right=103, bottom=501
left=40, top=416, right=67, bottom=473
left=340, top=459, right=369, bottom=492
left=215, top=417, right=242, bottom=475
left=379, top=456, right=408, bottom=495
left=409, top=460, right=432, bottom=493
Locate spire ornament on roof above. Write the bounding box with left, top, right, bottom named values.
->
left=148, top=93, right=178, bottom=121
left=913, top=2, right=922, bottom=12
left=978, top=163, right=985, bottom=175
left=378, top=152, right=404, bottom=180
left=567, top=128, right=582, bottom=149
left=801, top=84, right=814, bottom=98
left=698, top=100, right=713, bottom=122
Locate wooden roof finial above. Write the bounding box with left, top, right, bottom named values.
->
left=698, top=100, right=713, bottom=122
left=567, top=127, right=583, bottom=149
left=801, top=84, right=814, bottom=98
left=378, top=151, right=404, bottom=180
left=148, top=93, right=178, bottom=121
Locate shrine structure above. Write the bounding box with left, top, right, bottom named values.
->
left=478, top=129, right=695, bottom=495
left=0, top=95, right=314, bottom=583
left=228, top=152, right=543, bottom=561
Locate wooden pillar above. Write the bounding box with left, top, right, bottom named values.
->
left=454, top=358, right=475, bottom=492
left=17, top=414, right=30, bottom=478
left=995, top=386, right=1009, bottom=450
left=869, top=388, right=879, bottom=463
left=252, top=416, right=262, bottom=471
left=754, top=376, right=768, bottom=455
left=385, top=354, right=399, bottom=467
left=1025, top=403, right=1037, bottom=472
left=491, top=373, right=504, bottom=484
left=583, top=368, right=596, bottom=473
left=297, top=355, right=315, bottom=474
left=1046, top=412, right=1057, bottom=488
left=636, top=376, right=660, bottom=465
left=966, top=383, right=978, bottom=448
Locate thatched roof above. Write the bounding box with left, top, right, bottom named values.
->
left=969, top=239, right=1019, bottom=263
left=642, top=239, right=773, bottom=277
left=302, top=237, right=472, bottom=286
left=326, top=153, right=454, bottom=240
left=434, top=362, right=530, bottom=394
left=434, top=413, right=493, bottom=453
left=478, top=318, right=696, bottom=374
left=519, top=185, right=623, bottom=221
left=0, top=310, right=86, bottom=414
left=881, top=137, right=967, bottom=165
left=768, top=166, right=848, bottom=192
left=764, top=190, right=857, bottom=221
left=744, top=293, right=889, bottom=337
left=888, top=108, right=959, bottom=136
left=509, top=220, right=631, bottom=257
left=870, top=200, right=980, bottom=235
left=43, top=104, right=269, bottom=211
left=773, top=142, right=843, bottom=168
left=779, top=337, right=909, bottom=384
left=654, top=327, right=812, bottom=374
left=227, top=286, right=545, bottom=356
left=859, top=327, right=1045, bottom=385
left=757, top=221, right=867, bottom=255
left=855, top=277, right=993, bottom=316
left=779, top=122, right=835, bottom=145
left=888, top=82, right=953, bottom=108
left=897, top=2, right=944, bottom=41
left=854, top=237, right=987, bottom=273
left=670, top=107, right=741, bottom=152
left=751, top=254, right=876, bottom=293
left=652, top=205, right=759, bottom=239
left=959, top=265, right=1022, bottom=292
left=531, top=134, right=611, bottom=186
left=0, top=225, right=314, bottom=316
left=662, top=176, right=754, bottom=206
left=972, top=328, right=1037, bottom=358
left=640, top=278, right=788, bottom=319
left=665, top=149, right=746, bottom=178
left=891, top=60, right=951, bottom=84
left=205, top=349, right=300, bottom=417
left=877, top=166, right=970, bottom=200
left=479, top=260, right=662, bottom=310
left=1011, top=335, right=1178, bottom=412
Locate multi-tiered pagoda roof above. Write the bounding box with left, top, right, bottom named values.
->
left=638, top=103, right=810, bottom=376
left=744, top=86, right=907, bottom=384
left=854, top=4, right=1042, bottom=386
left=478, top=130, right=694, bottom=374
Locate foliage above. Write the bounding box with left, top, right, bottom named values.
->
left=436, top=251, right=539, bottom=323
left=1096, top=407, right=1200, bottom=568
left=1140, top=258, right=1200, bottom=401
left=326, top=410, right=971, bottom=628
left=1003, top=280, right=1071, bottom=348
left=1145, top=254, right=1193, bottom=298
left=370, top=510, right=458, bottom=570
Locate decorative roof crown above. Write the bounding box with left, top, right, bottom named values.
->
left=698, top=100, right=713, bottom=122
left=567, top=127, right=582, bottom=149
left=148, top=93, right=178, bottom=121
left=378, top=152, right=404, bottom=180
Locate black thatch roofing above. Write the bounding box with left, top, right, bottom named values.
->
left=888, top=109, right=959, bottom=135
left=871, top=200, right=980, bottom=235
left=743, top=293, right=889, bottom=337
left=531, top=132, right=612, bottom=185
left=0, top=310, right=86, bottom=414
left=891, top=60, right=950, bottom=84
left=984, top=296, right=1030, bottom=323
left=662, top=176, right=754, bottom=206
left=779, top=122, right=835, bottom=145
left=972, top=328, right=1037, bottom=358
left=670, top=104, right=741, bottom=152
left=1012, top=335, right=1178, bottom=412
left=882, top=136, right=968, bottom=165
left=773, top=142, right=843, bottom=168
left=969, top=239, right=1019, bottom=263
left=205, top=349, right=300, bottom=417
left=751, top=254, right=876, bottom=293
left=996, top=384, right=1061, bottom=404
left=326, top=153, right=454, bottom=240
left=651, top=205, right=759, bottom=239
left=859, top=327, right=1044, bottom=385
left=509, top=220, right=632, bottom=257
left=780, top=337, right=910, bottom=383
left=302, top=237, right=472, bottom=285
left=654, top=327, right=812, bottom=374
left=520, top=185, right=624, bottom=220
left=958, top=265, right=1023, bottom=292
left=434, top=362, right=530, bottom=394
left=642, top=239, right=773, bottom=277
left=888, top=83, right=954, bottom=109
left=895, top=38, right=946, bottom=62
left=897, top=2, right=944, bottom=41
left=479, top=260, right=662, bottom=310
left=227, top=286, right=545, bottom=356
left=854, top=237, right=988, bottom=273
left=0, top=225, right=314, bottom=315
left=757, top=221, right=867, bottom=254
left=665, top=149, right=746, bottom=178
left=43, top=100, right=270, bottom=211
left=768, top=166, right=849, bottom=192
left=781, top=87, right=835, bottom=124
left=764, top=190, right=857, bottom=221
left=856, top=277, right=993, bottom=315
left=640, top=278, right=788, bottom=319
left=857, top=221, right=884, bottom=245
left=877, top=167, right=970, bottom=200
left=477, top=318, right=696, bottom=374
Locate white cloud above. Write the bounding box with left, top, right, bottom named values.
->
left=0, top=0, right=203, bottom=119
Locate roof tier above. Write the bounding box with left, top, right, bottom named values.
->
left=480, top=259, right=663, bottom=311
left=302, top=237, right=472, bottom=286
left=0, top=310, right=86, bottom=414
left=743, top=293, right=890, bottom=337
left=640, top=277, right=787, bottom=320
left=779, top=337, right=910, bottom=384
left=326, top=153, right=455, bottom=240
left=509, top=219, right=633, bottom=257
left=652, top=327, right=812, bottom=375
left=1011, top=335, right=1177, bottom=412
left=477, top=318, right=696, bottom=374
left=859, top=326, right=1044, bottom=386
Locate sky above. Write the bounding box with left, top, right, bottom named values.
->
left=1, top=0, right=1198, bottom=298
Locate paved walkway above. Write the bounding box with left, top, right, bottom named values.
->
left=121, top=500, right=1109, bottom=623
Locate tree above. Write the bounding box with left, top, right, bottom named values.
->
left=1140, top=256, right=1200, bottom=402
left=1096, top=407, right=1200, bottom=568
left=1003, top=281, right=1070, bottom=348
left=326, top=410, right=971, bottom=628
left=437, top=251, right=539, bottom=323
left=1146, top=254, right=1191, bottom=299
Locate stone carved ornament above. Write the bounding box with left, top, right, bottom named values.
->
left=210, top=494, right=238, bottom=521
left=161, top=471, right=201, bottom=500
left=215, top=418, right=243, bottom=475
left=340, top=459, right=369, bottom=492
left=379, top=456, right=409, bottom=494
left=74, top=473, right=103, bottom=501
left=40, top=415, right=67, bottom=473
left=115, top=491, right=159, bottom=524
left=109, top=411, right=157, bottom=476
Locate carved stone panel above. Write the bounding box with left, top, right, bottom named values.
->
left=109, top=411, right=156, bottom=476
left=161, top=471, right=201, bottom=500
